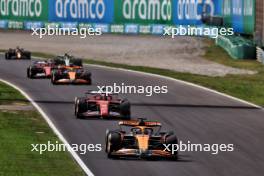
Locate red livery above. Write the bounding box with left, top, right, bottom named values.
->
left=74, top=91, right=131, bottom=119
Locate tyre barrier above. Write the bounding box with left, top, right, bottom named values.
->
left=216, top=35, right=256, bottom=60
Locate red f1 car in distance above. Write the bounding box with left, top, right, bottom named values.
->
left=105, top=118, right=178, bottom=160
left=27, top=60, right=55, bottom=78
left=5, top=47, right=31, bottom=60
left=74, top=91, right=131, bottom=119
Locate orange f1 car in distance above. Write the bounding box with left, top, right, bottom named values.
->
left=51, top=54, right=92, bottom=85
left=105, top=118, right=178, bottom=160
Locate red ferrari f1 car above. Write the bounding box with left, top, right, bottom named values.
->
left=105, top=118, right=178, bottom=160
left=74, top=91, right=131, bottom=119
left=5, top=47, right=31, bottom=60
left=27, top=60, right=55, bottom=78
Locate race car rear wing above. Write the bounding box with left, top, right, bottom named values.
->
left=119, top=118, right=161, bottom=127
left=85, top=90, right=118, bottom=96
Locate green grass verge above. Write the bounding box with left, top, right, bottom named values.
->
left=0, top=81, right=26, bottom=105
left=0, top=82, right=85, bottom=176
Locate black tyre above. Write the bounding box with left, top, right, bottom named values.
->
left=51, top=71, right=59, bottom=84
left=75, top=98, right=87, bottom=119
left=106, top=132, right=122, bottom=158
left=27, top=52, right=31, bottom=60
left=72, top=59, right=83, bottom=67
left=165, top=134, right=178, bottom=159
left=83, top=72, right=92, bottom=85
left=54, top=58, right=65, bottom=66
left=120, top=99, right=131, bottom=120
left=27, top=67, right=34, bottom=79
left=5, top=52, right=10, bottom=60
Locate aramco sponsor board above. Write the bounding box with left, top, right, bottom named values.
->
left=0, top=0, right=255, bottom=35
left=48, top=0, right=114, bottom=23
left=0, top=0, right=221, bottom=24
left=0, top=0, right=48, bottom=21
left=114, top=0, right=220, bottom=25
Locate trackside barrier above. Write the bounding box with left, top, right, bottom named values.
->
left=216, top=35, right=256, bottom=60
left=256, top=47, right=264, bottom=64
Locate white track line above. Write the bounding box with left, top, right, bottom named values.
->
left=84, top=63, right=263, bottom=109
left=0, top=78, right=94, bottom=176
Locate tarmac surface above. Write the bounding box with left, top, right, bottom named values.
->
left=0, top=56, right=264, bottom=176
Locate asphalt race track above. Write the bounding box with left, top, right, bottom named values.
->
left=1, top=55, right=264, bottom=176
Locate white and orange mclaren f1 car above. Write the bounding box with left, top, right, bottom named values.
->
left=105, top=118, right=178, bottom=160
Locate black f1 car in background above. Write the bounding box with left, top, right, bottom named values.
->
left=5, top=47, right=31, bottom=60
left=105, top=118, right=178, bottom=160
left=74, top=91, right=131, bottom=119
left=27, top=54, right=83, bottom=79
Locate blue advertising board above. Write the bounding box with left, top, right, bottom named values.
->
left=231, top=0, right=244, bottom=33
left=212, top=0, right=222, bottom=15
left=48, top=0, right=114, bottom=23
left=172, top=0, right=220, bottom=25
left=24, top=22, right=44, bottom=30
left=125, top=24, right=138, bottom=34
left=0, top=20, right=8, bottom=29
left=222, top=0, right=255, bottom=34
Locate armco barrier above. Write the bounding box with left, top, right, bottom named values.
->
left=216, top=35, right=256, bottom=59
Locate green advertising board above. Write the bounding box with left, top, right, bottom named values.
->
left=222, top=0, right=232, bottom=28
left=243, top=0, right=255, bottom=34
left=0, top=0, right=48, bottom=21
left=114, top=0, right=173, bottom=24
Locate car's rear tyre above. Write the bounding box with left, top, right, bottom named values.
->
left=27, top=53, right=31, bottom=60
left=120, top=99, right=131, bottom=120
left=75, top=98, right=87, bottom=119
left=72, top=59, right=83, bottom=67
left=51, top=71, right=59, bottom=85
left=165, top=134, right=178, bottom=160
left=82, top=72, right=92, bottom=85
left=54, top=58, right=64, bottom=65
left=5, top=53, right=10, bottom=60
left=106, top=132, right=121, bottom=158
left=27, top=67, right=34, bottom=79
